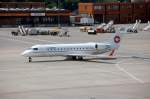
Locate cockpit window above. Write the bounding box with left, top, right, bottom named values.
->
left=33, top=48, right=38, bottom=50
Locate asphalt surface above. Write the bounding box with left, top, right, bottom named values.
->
left=0, top=25, right=150, bottom=99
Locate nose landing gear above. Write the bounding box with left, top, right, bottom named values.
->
left=28, top=57, right=32, bottom=62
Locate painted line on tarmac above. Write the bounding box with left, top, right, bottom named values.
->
left=0, top=34, right=58, bottom=44
left=21, top=36, right=58, bottom=43
left=0, top=36, right=35, bottom=44
left=115, top=60, right=144, bottom=84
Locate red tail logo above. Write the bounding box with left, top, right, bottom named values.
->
left=114, top=36, right=120, bottom=43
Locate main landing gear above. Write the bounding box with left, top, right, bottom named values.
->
left=67, top=56, right=83, bottom=60
left=28, top=57, right=32, bottom=62
left=77, top=56, right=83, bottom=60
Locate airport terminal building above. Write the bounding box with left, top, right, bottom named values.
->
left=0, top=1, right=150, bottom=27
left=79, top=2, right=150, bottom=24
left=0, top=2, right=71, bottom=27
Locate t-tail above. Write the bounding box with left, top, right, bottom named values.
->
left=109, top=28, right=126, bottom=56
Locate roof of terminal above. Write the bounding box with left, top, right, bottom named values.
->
left=0, top=8, right=69, bottom=12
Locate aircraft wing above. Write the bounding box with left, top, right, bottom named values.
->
left=65, top=54, right=116, bottom=59
left=66, top=54, right=92, bottom=57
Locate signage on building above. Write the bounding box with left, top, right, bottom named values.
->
left=30, top=13, right=45, bottom=16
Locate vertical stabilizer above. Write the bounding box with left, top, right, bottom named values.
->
left=109, top=28, right=125, bottom=56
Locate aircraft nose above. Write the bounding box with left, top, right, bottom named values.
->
left=21, top=50, right=30, bottom=56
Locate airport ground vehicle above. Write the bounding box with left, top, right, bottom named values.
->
left=96, top=21, right=115, bottom=33
left=143, top=21, right=150, bottom=31
left=127, top=20, right=141, bottom=33
left=11, top=26, right=70, bottom=37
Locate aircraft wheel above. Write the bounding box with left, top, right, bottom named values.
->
left=130, top=30, right=133, bottom=32
left=134, top=30, right=138, bottom=33
left=72, top=56, right=77, bottom=60
left=128, top=29, right=132, bottom=32
left=29, top=57, right=32, bottom=62
left=78, top=56, right=83, bottom=60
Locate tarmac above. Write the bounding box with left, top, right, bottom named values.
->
left=0, top=24, right=150, bottom=99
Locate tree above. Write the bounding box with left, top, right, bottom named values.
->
left=44, top=0, right=57, bottom=8
left=63, top=0, right=81, bottom=11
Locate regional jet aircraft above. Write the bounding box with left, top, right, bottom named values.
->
left=21, top=29, right=124, bottom=62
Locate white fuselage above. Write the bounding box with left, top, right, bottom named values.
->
left=22, top=42, right=112, bottom=57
